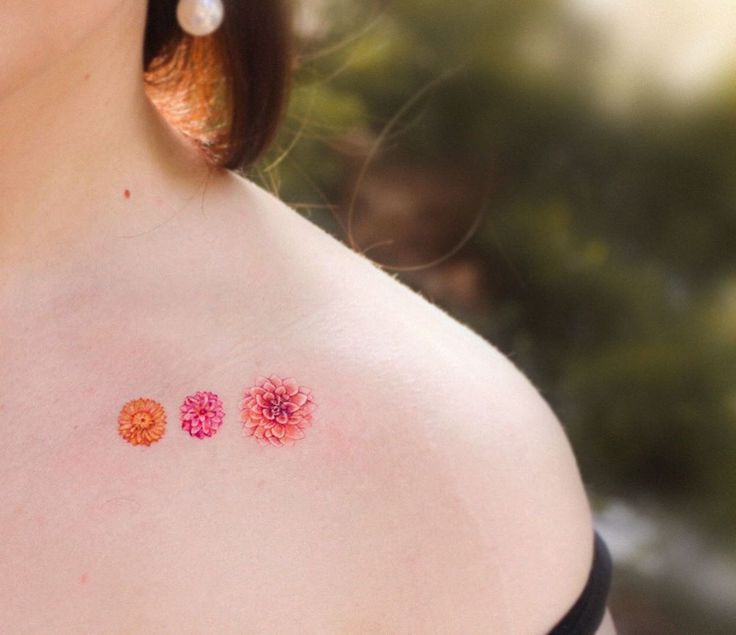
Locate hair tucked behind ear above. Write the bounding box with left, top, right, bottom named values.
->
left=143, top=0, right=295, bottom=174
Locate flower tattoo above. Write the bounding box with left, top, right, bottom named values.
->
left=118, top=397, right=167, bottom=446
left=240, top=375, right=316, bottom=446
left=180, top=390, right=225, bottom=438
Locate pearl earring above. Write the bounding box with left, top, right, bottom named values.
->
left=176, top=0, right=225, bottom=37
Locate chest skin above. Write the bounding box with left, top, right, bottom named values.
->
left=0, top=267, right=474, bottom=635
left=0, top=175, right=518, bottom=633
left=0, top=358, right=398, bottom=632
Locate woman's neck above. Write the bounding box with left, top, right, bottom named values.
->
left=0, top=1, right=213, bottom=272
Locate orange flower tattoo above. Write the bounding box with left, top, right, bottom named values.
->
left=240, top=375, right=316, bottom=446
left=118, top=397, right=167, bottom=446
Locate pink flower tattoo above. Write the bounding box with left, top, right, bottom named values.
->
left=240, top=375, right=316, bottom=446
left=180, top=391, right=225, bottom=438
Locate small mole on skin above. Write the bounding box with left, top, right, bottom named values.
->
left=124, top=189, right=131, bottom=199
left=84, top=72, right=90, bottom=80
left=80, top=572, right=88, bottom=585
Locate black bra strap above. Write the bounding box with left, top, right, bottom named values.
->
left=547, top=530, right=613, bottom=634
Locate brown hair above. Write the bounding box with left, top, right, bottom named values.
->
left=142, top=0, right=295, bottom=173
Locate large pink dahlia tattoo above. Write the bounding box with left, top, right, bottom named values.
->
left=180, top=390, right=225, bottom=438
left=240, top=375, right=316, bottom=446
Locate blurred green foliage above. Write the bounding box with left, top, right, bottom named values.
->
left=254, top=0, right=736, bottom=550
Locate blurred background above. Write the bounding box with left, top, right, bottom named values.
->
left=251, top=1, right=736, bottom=631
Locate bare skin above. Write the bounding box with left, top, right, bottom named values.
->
left=0, top=1, right=615, bottom=633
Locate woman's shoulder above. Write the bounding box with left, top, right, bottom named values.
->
left=0, top=170, right=599, bottom=633
left=223, top=173, right=599, bottom=632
